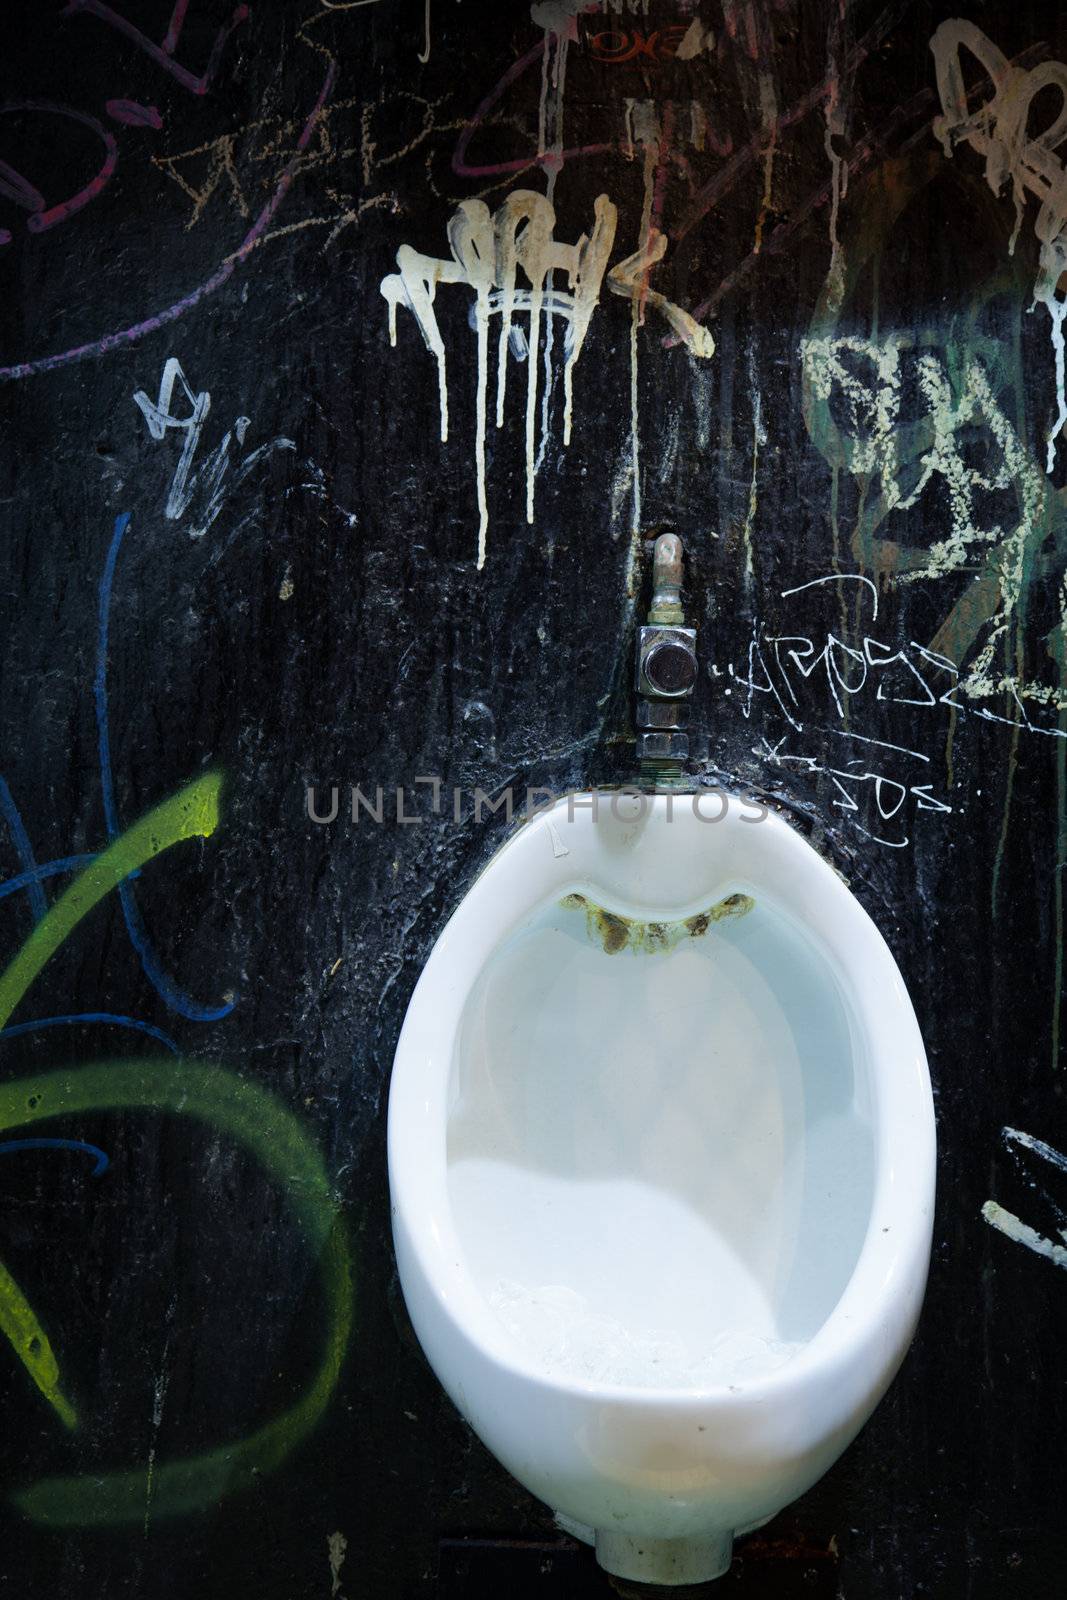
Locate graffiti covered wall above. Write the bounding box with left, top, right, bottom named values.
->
left=1, top=1, right=1066, bottom=1595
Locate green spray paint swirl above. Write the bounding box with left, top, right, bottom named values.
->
left=0, top=771, right=354, bottom=1523
left=0, top=773, right=224, bottom=1431
left=0, top=1060, right=353, bottom=1526
left=0, top=771, right=223, bottom=1037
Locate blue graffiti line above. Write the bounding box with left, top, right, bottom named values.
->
left=0, top=856, right=96, bottom=904
left=94, top=511, right=235, bottom=1024
left=0, top=777, right=47, bottom=924
left=0, top=1139, right=109, bottom=1176
left=1, top=1014, right=179, bottom=1054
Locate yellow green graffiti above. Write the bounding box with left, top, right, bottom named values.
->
left=0, top=1060, right=354, bottom=1526
left=0, top=1255, right=78, bottom=1431
left=0, top=771, right=222, bottom=1036
left=0, top=771, right=354, bottom=1524
left=0, top=773, right=224, bottom=1430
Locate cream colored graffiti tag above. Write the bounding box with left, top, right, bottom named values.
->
left=380, top=192, right=713, bottom=566
left=931, top=20, right=1067, bottom=469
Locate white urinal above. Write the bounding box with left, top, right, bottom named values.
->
left=388, top=791, right=935, bottom=1589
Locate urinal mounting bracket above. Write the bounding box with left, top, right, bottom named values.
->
left=636, top=532, right=698, bottom=790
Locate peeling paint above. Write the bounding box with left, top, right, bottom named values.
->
left=981, top=1200, right=1067, bottom=1271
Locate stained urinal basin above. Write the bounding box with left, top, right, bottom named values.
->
left=448, top=887, right=873, bottom=1394
left=388, top=794, right=935, bottom=1587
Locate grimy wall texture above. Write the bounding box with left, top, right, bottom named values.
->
left=1, top=1, right=1066, bottom=1595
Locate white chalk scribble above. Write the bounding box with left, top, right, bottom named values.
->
left=133, top=357, right=299, bottom=539
left=801, top=333, right=1061, bottom=714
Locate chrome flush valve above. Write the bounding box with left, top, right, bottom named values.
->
left=635, top=532, right=698, bottom=788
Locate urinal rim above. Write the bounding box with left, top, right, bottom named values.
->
left=388, top=791, right=936, bottom=1410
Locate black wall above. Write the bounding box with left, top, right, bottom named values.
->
left=2, top=1, right=1066, bottom=1595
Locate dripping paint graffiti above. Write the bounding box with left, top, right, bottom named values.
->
left=380, top=1, right=732, bottom=563
left=930, top=20, right=1067, bottom=472
left=381, top=188, right=713, bottom=565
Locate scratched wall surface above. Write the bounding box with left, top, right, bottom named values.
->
left=2, top=1, right=1067, bottom=1596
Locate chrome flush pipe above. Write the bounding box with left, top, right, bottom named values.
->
left=635, top=533, right=698, bottom=790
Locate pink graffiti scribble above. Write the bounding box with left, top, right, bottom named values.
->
left=0, top=102, right=118, bottom=238
left=0, top=60, right=337, bottom=382
left=0, top=161, right=45, bottom=214
left=106, top=99, right=164, bottom=129
left=452, top=5, right=896, bottom=201
left=62, top=0, right=249, bottom=97
left=162, top=0, right=192, bottom=56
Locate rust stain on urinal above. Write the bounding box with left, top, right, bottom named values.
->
left=561, top=891, right=754, bottom=954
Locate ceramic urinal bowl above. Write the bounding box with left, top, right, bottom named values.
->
left=388, top=793, right=936, bottom=1588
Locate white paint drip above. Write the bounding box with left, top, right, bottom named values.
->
left=382, top=242, right=457, bottom=444
left=629, top=296, right=642, bottom=534
left=328, top=1530, right=349, bottom=1597
left=1047, top=295, right=1067, bottom=474
left=741, top=347, right=765, bottom=589
left=382, top=6, right=715, bottom=563
left=628, top=121, right=659, bottom=536
left=532, top=1, right=579, bottom=476
left=607, top=233, right=716, bottom=359
left=823, top=2, right=849, bottom=311
left=383, top=194, right=617, bottom=557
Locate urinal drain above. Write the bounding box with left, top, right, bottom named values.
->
left=606, top=1577, right=725, bottom=1600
